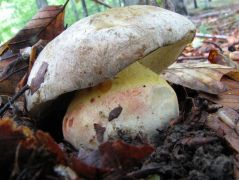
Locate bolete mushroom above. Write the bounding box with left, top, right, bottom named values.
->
left=25, top=5, right=195, bottom=149
left=63, top=62, right=179, bottom=149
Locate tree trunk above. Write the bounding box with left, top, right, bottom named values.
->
left=193, top=0, right=198, bottom=8
left=123, top=0, right=141, bottom=6
left=36, top=0, right=48, bottom=9
left=171, top=0, right=188, bottom=15
left=162, top=0, right=175, bottom=12
left=70, top=0, right=80, bottom=20
left=119, top=0, right=122, bottom=6
left=123, top=0, right=158, bottom=6
left=81, top=0, right=88, bottom=17
left=203, top=0, right=211, bottom=9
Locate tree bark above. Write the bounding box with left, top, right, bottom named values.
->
left=119, top=0, right=122, bottom=6
left=70, top=0, right=80, bottom=20
left=193, top=0, right=198, bottom=8
left=171, top=0, right=188, bottom=15
left=123, top=0, right=141, bottom=6
left=81, top=0, right=88, bottom=17
left=162, top=0, right=175, bottom=12
left=123, top=0, right=158, bottom=6
left=36, top=0, right=48, bottom=9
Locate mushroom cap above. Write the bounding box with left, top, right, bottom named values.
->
left=26, top=5, right=195, bottom=112
left=63, top=62, right=179, bottom=150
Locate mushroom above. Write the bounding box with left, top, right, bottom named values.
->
left=63, top=62, right=179, bottom=149
left=25, top=5, right=195, bottom=149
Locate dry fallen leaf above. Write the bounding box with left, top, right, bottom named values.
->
left=162, top=62, right=235, bottom=94
left=200, top=77, right=239, bottom=110
left=0, top=118, right=68, bottom=179
left=229, top=51, right=239, bottom=61
left=208, top=49, right=239, bottom=82
left=0, top=118, right=154, bottom=179
left=73, top=140, right=154, bottom=179
left=0, top=2, right=67, bottom=94
left=206, top=113, right=239, bottom=153
left=0, top=56, right=28, bottom=95
left=0, top=3, right=66, bottom=55
left=208, top=49, right=226, bottom=65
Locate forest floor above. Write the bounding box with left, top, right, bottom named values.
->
left=147, top=4, right=239, bottom=179
left=1, top=3, right=239, bottom=180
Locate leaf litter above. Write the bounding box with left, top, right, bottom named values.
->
left=1, top=1, right=239, bottom=180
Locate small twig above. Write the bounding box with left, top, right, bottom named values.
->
left=177, top=56, right=207, bottom=62
left=127, top=167, right=161, bottom=179
left=180, top=136, right=218, bottom=146
left=63, top=0, right=70, bottom=9
left=195, top=10, right=228, bottom=19
left=0, top=65, right=28, bottom=82
left=204, top=41, right=223, bottom=53
left=93, top=0, right=112, bottom=8
left=196, top=33, right=228, bottom=41
left=0, top=85, right=30, bottom=117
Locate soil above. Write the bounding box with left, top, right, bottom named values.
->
left=148, top=121, right=234, bottom=180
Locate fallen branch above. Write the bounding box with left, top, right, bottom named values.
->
left=177, top=56, right=207, bottom=62
left=0, top=85, right=30, bottom=117
left=93, top=0, right=112, bottom=8
left=196, top=33, right=228, bottom=41
left=180, top=136, right=218, bottom=146
left=195, top=10, right=229, bottom=19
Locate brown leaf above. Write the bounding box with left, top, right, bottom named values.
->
left=162, top=62, right=234, bottom=94
left=200, top=77, right=239, bottom=110
left=0, top=44, right=9, bottom=56
left=111, top=140, right=155, bottom=159
left=0, top=3, right=67, bottom=54
left=206, top=114, right=239, bottom=153
left=207, top=50, right=239, bottom=82
left=227, top=71, right=239, bottom=82
left=0, top=119, right=68, bottom=179
left=0, top=57, right=28, bottom=81
left=0, top=119, right=154, bottom=179
left=208, top=49, right=225, bottom=64
left=82, top=140, right=154, bottom=169
left=0, top=49, right=18, bottom=61
left=99, top=140, right=155, bottom=170
left=73, top=140, right=154, bottom=179
left=229, top=51, right=239, bottom=61
left=71, top=157, right=110, bottom=179
left=0, top=56, right=28, bottom=95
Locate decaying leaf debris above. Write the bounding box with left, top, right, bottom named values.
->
left=0, top=1, right=239, bottom=180
left=0, top=3, right=66, bottom=54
